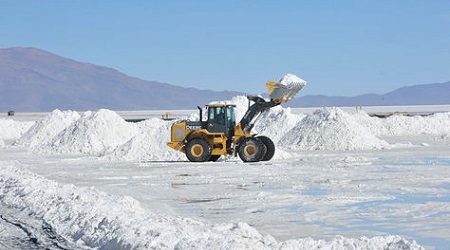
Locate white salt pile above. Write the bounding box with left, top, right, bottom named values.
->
left=40, top=109, right=138, bottom=155
left=0, top=163, right=424, bottom=250
left=16, top=110, right=80, bottom=147
left=281, top=107, right=390, bottom=150
left=351, top=110, right=389, bottom=136
left=254, top=106, right=305, bottom=144
left=109, top=118, right=183, bottom=161
left=0, top=119, right=35, bottom=140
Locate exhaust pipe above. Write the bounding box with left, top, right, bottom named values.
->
left=197, top=106, right=202, bottom=121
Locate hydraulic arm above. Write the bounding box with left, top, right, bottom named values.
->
left=239, top=96, right=280, bottom=133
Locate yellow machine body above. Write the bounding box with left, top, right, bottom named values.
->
left=167, top=119, right=233, bottom=156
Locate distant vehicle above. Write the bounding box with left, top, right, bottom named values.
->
left=162, top=113, right=176, bottom=121
left=7, top=110, right=15, bottom=116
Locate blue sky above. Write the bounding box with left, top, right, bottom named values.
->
left=0, top=1, right=449, bottom=96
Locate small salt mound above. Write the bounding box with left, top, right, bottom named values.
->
left=41, top=109, right=138, bottom=155
left=351, top=110, right=389, bottom=136
left=381, top=112, right=450, bottom=136
left=279, top=73, right=307, bottom=86
left=254, top=106, right=305, bottom=144
left=0, top=119, right=35, bottom=140
left=17, top=110, right=80, bottom=147
left=281, top=107, right=389, bottom=150
left=109, top=118, right=184, bottom=161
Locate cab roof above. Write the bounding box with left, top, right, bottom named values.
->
left=207, top=101, right=237, bottom=108
left=207, top=104, right=236, bottom=108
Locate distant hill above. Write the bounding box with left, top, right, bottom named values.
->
left=0, top=47, right=243, bottom=111
left=0, top=47, right=448, bottom=112
left=288, top=82, right=450, bottom=107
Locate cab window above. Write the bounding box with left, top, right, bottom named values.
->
left=226, top=107, right=236, bottom=126
left=208, top=107, right=225, bottom=124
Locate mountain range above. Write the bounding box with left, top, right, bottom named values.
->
left=0, top=47, right=242, bottom=111
left=0, top=47, right=449, bottom=112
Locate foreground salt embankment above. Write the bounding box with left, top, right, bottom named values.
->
left=0, top=163, right=424, bottom=250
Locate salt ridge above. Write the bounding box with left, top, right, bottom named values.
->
left=6, top=97, right=450, bottom=161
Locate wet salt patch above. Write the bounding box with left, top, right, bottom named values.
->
left=96, top=176, right=129, bottom=180
left=302, top=187, right=328, bottom=196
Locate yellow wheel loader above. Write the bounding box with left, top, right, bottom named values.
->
left=167, top=77, right=306, bottom=162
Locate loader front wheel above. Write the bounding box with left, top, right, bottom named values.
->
left=186, top=138, right=211, bottom=162
left=257, top=136, right=275, bottom=161
left=238, top=137, right=265, bottom=162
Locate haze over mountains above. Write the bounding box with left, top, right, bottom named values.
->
left=0, top=47, right=449, bottom=112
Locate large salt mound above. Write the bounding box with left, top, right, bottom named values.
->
left=0, top=119, right=35, bottom=140
left=109, top=118, right=183, bottom=161
left=255, top=106, right=305, bottom=144
left=17, top=110, right=80, bottom=147
left=40, top=109, right=138, bottom=155
left=281, top=107, right=390, bottom=150
left=0, top=163, right=424, bottom=250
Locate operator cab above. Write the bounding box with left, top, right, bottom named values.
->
left=206, top=104, right=236, bottom=138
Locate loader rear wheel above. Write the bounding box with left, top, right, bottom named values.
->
left=257, top=136, right=275, bottom=161
left=209, top=155, right=221, bottom=162
left=238, top=137, right=265, bottom=162
left=186, top=138, right=211, bottom=162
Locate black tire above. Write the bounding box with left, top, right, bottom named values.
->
left=238, top=137, right=265, bottom=162
left=185, top=138, right=211, bottom=162
left=209, top=155, right=221, bottom=162
left=257, top=136, right=275, bottom=161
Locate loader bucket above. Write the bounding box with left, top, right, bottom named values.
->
left=267, top=78, right=306, bottom=104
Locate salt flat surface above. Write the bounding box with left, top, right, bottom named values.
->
left=1, top=135, right=448, bottom=249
